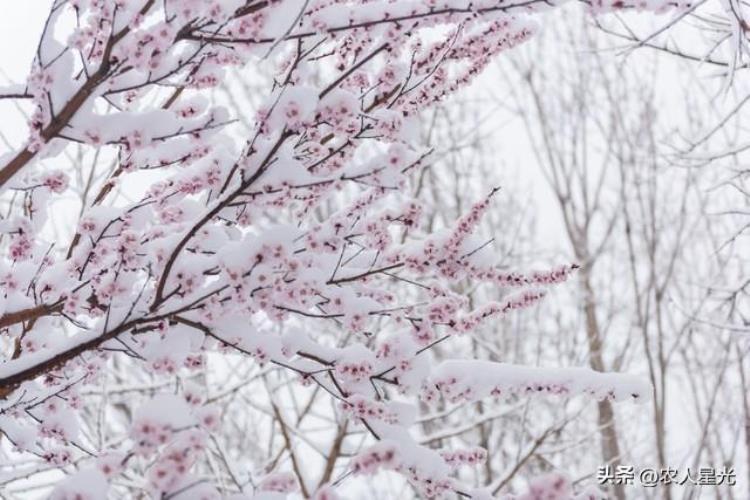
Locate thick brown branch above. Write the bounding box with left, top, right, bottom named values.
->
left=0, top=0, right=156, bottom=191
left=0, top=303, right=61, bottom=330
left=0, top=318, right=144, bottom=398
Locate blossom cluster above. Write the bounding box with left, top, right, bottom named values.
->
left=0, top=0, right=676, bottom=497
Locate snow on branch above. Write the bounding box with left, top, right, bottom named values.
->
left=424, top=360, right=651, bottom=404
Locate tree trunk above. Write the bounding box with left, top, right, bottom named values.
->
left=582, top=268, right=626, bottom=500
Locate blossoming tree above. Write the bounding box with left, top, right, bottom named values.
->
left=0, top=0, right=687, bottom=498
